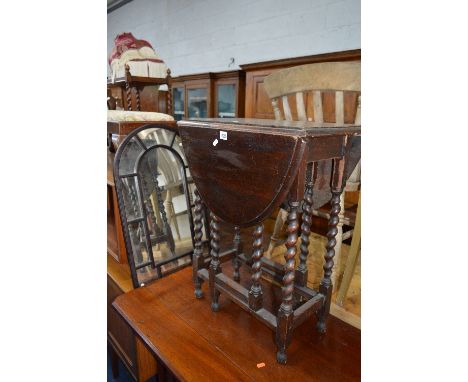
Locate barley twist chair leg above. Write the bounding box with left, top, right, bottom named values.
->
left=336, top=193, right=361, bottom=306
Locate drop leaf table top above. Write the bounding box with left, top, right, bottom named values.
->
left=177, top=118, right=360, bottom=227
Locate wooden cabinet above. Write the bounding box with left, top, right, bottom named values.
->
left=107, top=121, right=161, bottom=381
left=171, top=70, right=245, bottom=120
left=108, top=256, right=157, bottom=382
left=108, top=154, right=127, bottom=264
left=240, top=49, right=361, bottom=119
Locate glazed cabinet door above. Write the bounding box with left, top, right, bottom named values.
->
left=215, top=81, right=237, bottom=118
left=186, top=81, right=211, bottom=118
left=172, top=84, right=185, bottom=121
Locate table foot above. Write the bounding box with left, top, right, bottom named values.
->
left=211, top=299, right=220, bottom=312
left=316, top=319, right=327, bottom=334
left=194, top=287, right=203, bottom=299
left=276, top=350, right=287, bottom=364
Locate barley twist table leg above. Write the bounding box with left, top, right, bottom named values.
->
left=317, top=187, right=344, bottom=333
left=209, top=212, right=221, bottom=312
left=276, top=201, right=299, bottom=364
left=192, top=190, right=204, bottom=298
left=248, top=224, right=264, bottom=311
left=297, top=163, right=317, bottom=287
left=232, top=226, right=242, bottom=282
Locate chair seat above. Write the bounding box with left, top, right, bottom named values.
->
left=345, top=181, right=360, bottom=192
left=107, top=110, right=174, bottom=122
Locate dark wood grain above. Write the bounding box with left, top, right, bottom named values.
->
left=113, top=266, right=361, bottom=381
left=178, top=117, right=360, bottom=363
left=178, top=118, right=359, bottom=226
left=108, top=267, right=157, bottom=381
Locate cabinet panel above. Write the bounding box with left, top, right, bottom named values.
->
left=108, top=276, right=137, bottom=378
left=245, top=70, right=275, bottom=119
left=136, top=86, right=160, bottom=112
left=157, top=90, right=168, bottom=115
left=109, top=87, right=125, bottom=109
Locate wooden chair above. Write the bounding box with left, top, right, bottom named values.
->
left=336, top=192, right=361, bottom=305
left=263, top=61, right=361, bottom=287
left=124, top=64, right=172, bottom=113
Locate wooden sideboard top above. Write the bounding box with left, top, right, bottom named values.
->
left=107, top=255, right=133, bottom=293
left=113, top=267, right=361, bottom=381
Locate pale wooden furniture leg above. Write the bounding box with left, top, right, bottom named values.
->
left=336, top=193, right=361, bottom=306
left=331, top=192, right=345, bottom=288
left=150, top=192, right=162, bottom=250
left=164, top=189, right=181, bottom=241
left=265, top=208, right=288, bottom=258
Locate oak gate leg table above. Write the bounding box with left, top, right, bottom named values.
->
left=178, top=118, right=361, bottom=364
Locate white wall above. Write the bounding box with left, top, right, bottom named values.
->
left=108, top=0, right=360, bottom=76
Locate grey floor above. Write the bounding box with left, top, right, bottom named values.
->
left=107, top=345, right=135, bottom=382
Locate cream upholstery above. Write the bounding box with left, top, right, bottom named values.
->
left=107, top=110, right=174, bottom=122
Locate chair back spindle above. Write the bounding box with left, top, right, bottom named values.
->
left=313, top=90, right=324, bottom=123
left=335, top=90, right=344, bottom=125
left=282, top=96, right=293, bottom=121
left=296, top=92, right=307, bottom=121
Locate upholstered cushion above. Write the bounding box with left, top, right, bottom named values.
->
left=109, top=32, right=168, bottom=80
left=107, top=110, right=174, bottom=122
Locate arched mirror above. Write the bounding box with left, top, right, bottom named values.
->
left=114, top=123, right=202, bottom=288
